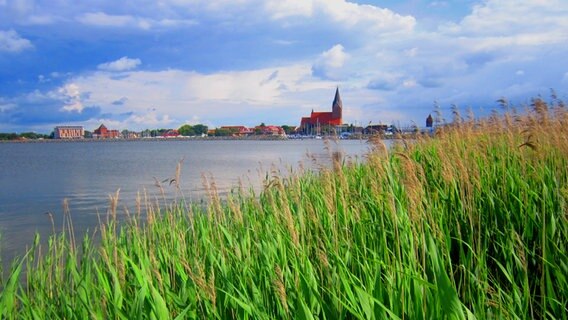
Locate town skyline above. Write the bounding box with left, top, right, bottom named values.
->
left=1, top=0, right=567, bottom=133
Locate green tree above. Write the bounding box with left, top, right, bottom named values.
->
left=193, top=124, right=208, bottom=135
left=20, top=132, right=47, bottom=139
left=150, top=129, right=168, bottom=137
left=252, top=123, right=266, bottom=135
left=0, top=133, right=19, bottom=140
left=214, top=128, right=231, bottom=136
left=281, top=125, right=296, bottom=135
left=178, top=124, right=195, bottom=136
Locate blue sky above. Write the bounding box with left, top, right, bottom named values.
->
left=1, top=0, right=567, bottom=133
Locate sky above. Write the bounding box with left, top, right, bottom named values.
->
left=0, top=0, right=567, bottom=133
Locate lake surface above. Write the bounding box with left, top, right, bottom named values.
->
left=0, top=139, right=375, bottom=264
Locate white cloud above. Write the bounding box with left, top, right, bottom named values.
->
left=82, top=65, right=315, bottom=107
left=77, top=12, right=198, bottom=29
left=98, top=57, right=142, bottom=72
left=354, top=0, right=568, bottom=96
left=156, top=18, right=198, bottom=27
left=312, top=44, right=350, bottom=80
left=265, top=0, right=415, bottom=33
left=0, top=29, right=33, bottom=52
left=58, top=63, right=339, bottom=129
left=265, top=0, right=313, bottom=19
left=318, top=0, right=415, bottom=33
left=441, top=0, right=568, bottom=48
left=58, top=83, right=84, bottom=112
left=157, top=0, right=415, bottom=34
left=129, top=111, right=174, bottom=127
left=402, top=78, right=417, bottom=88
left=0, top=103, right=16, bottom=112
left=23, top=14, right=57, bottom=25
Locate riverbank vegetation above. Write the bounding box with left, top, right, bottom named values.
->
left=0, top=132, right=51, bottom=141
left=1, top=98, right=567, bottom=319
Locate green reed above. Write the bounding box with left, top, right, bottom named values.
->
left=1, top=100, right=567, bottom=319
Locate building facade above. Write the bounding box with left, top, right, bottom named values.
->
left=300, top=87, right=343, bottom=134
left=93, top=124, right=120, bottom=139
left=54, top=126, right=84, bottom=139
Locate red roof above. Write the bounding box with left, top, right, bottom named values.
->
left=301, top=112, right=341, bottom=127
left=162, top=129, right=179, bottom=137
left=94, top=124, right=107, bottom=133
left=221, top=126, right=252, bottom=134
left=254, top=125, right=284, bottom=134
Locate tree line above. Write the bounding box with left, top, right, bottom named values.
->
left=0, top=132, right=51, bottom=141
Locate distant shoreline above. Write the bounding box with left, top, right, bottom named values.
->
left=0, top=136, right=284, bottom=143
left=0, top=134, right=409, bottom=144
left=0, top=135, right=357, bottom=143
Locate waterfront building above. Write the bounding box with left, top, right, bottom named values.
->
left=54, top=126, right=84, bottom=139
left=93, top=124, right=120, bottom=139
left=221, top=126, right=253, bottom=136
left=162, top=129, right=180, bottom=138
left=300, top=87, right=343, bottom=134
left=121, top=130, right=139, bottom=139
left=255, top=125, right=285, bottom=136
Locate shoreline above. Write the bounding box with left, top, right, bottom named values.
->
left=0, top=135, right=290, bottom=143
left=0, top=134, right=413, bottom=144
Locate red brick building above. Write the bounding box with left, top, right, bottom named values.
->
left=93, top=124, right=120, bottom=139
left=300, top=87, right=343, bottom=134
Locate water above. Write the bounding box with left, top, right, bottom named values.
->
left=0, top=139, right=373, bottom=264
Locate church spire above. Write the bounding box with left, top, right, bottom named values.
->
left=332, top=86, right=342, bottom=120
left=333, top=87, right=342, bottom=108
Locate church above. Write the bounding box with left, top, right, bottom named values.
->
left=299, top=87, right=343, bottom=134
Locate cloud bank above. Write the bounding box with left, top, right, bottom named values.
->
left=0, top=29, right=33, bottom=52
left=0, top=0, right=567, bottom=132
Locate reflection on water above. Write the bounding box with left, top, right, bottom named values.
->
left=0, top=139, right=377, bottom=264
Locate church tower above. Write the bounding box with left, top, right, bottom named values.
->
left=332, top=87, right=342, bottom=121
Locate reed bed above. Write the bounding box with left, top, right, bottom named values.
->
left=1, top=98, right=567, bottom=319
